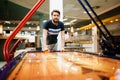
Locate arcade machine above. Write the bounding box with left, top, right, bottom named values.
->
left=0, top=0, right=120, bottom=80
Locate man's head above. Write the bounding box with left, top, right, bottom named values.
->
left=51, top=10, right=60, bottom=23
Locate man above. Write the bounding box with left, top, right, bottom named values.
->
left=42, top=10, right=65, bottom=52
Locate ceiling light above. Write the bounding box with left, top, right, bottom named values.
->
left=26, top=22, right=30, bottom=24
left=36, top=26, right=40, bottom=30
left=43, top=20, right=47, bottom=23
left=83, top=11, right=91, bottom=14
left=63, top=18, right=68, bottom=21
left=64, top=22, right=71, bottom=25
left=29, top=27, right=31, bottom=29
left=5, top=21, right=11, bottom=24
left=68, top=28, right=70, bottom=30
left=70, top=27, right=74, bottom=33
left=70, top=19, right=77, bottom=23
left=110, top=20, right=113, bottom=23
left=115, top=19, right=119, bottom=21
left=76, top=28, right=80, bottom=30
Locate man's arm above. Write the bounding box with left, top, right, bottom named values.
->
left=42, top=29, right=48, bottom=51
left=61, top=30, right=65, bottom=51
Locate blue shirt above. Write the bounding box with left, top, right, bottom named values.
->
left=43, top=20, right=64, bottom=45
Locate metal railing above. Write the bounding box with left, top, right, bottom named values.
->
left=77, top=0, right=120, bottom=56
left=3, top=0, right=45, bottom=63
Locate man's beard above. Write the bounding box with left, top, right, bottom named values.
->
left=53, top=19, right=59, bottom=23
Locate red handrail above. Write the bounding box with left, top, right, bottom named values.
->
left=9, top=39, right=22, bottom=60
left=3, top=0, right=45, bottom=63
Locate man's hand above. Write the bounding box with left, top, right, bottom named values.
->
left=43, top=50, right=50, bottom=54
left=59, top=48, right=65, bottom=52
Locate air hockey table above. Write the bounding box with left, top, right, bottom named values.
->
left=0, top=51, right=120, bottom=80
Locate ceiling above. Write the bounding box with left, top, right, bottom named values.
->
left=0, top=0, right=120, bottom=29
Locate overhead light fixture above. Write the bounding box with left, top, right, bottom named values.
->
left=43, top=20, right=47, bottom=23
left=110, top=20, right=113, bottom=23
left=64, top=22, right=71, bottom=25
left=83, top=11, right=91, bottom=14
left=76, top=28, right=80, bottom=30
left=70, top=26, right=74, bottom=34
left=68, top=28, right=70, bottom=30
left=36, top=25, right=40, bottom=31
left=7, top=27, right=10, bottom=29
left=29, top=27, right=31, bottom=29
left=0, top=25, right=3, bottom=34
left=26, top=22, right=30, bottom=24
left=63, top=18, right=68, bottom=21
left=5, top=21, right=11, bottom=24
left=70, top=19, right=77, bottom=23
left=115, top=19, right=119, bottom=21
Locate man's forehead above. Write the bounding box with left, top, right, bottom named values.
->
left=53, top=12, right=60, bottom=15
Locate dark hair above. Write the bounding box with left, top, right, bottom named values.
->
left=51, top=10, right=60, bottom=15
